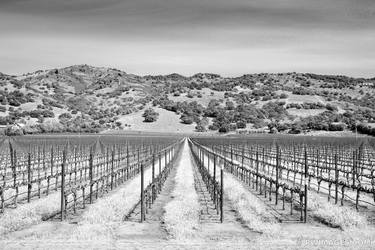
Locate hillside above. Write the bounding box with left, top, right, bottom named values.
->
left=0, top=65, right=374, bottom=135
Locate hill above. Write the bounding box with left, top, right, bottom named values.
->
left=0, top=65, right=374, bottom=136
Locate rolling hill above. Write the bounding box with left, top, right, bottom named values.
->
left=0, top=65, right=374, bottom=135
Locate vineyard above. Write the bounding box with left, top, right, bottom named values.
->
left=190, top=135, right=375, bottom=226
left=0, top=135, right=183, bottom=217
left=0, top=134, right=374, bottom=249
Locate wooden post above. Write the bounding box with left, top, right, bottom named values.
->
left=293, top=146, right=296, bottom=186
left=316, top=149, right=320, bottom=177
left=27, top=152, right=31, bottom=203
left=213, top=154, right=216, bottom=201
left=137, top=148, right=140, bottom=167
left=207, top=151, right=210, bottom=174
left=51, top=146, right=54, bottom=177
left=0, top=185, right=4, bottom=213
left=169, top=147, right=171, bottom=164
left=12, top=149, right=17, bottom=189
left=152, top=154, right=155, bottom=181
left=152, top=153, right=155, bottom=203
left=74, top=147, right=77, bottom=183
left=141, top=163, right=145, bottom=222
left=304, top=148, right=308, bottom=223
left=111, top=148, right=115, bottom=190
left=126, top=145, right=129, bottom=180
left=256, top=151, right=259, bottom=190
left=37, top=147, right=41, bottom=198
left=356, top=190, right=360, bottom=211
left=89, top=150, right=93, bottom=204
left=275, top=146, right=279, bottom=205
left=220, top=168, right=224, bottom=223
left=334, top=154, right=338, bottom=204
left=202, top=150, right=205, bottom=168
left=352, top=151, right=356, bottom=188
left=230, top=146, right=233, bottom=174
left=159, top=152, right=162, bottom=175
left=241, top=147, right=244, bottom=169
left=61, top=149, right=66, bottom=221
left=290, top=191, right=293, bottom=215
left=262, top=148, right=266, bottom=173
left=165, top=150, right=167, bottom=169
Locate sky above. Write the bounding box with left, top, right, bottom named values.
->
left=0, top=0, right=374, bottom=77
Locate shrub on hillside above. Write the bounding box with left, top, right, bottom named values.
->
left=229, top=123, right=237, bottom=131
left=58, top=113, right=72, bottom=120
left=186, top=92, right=194, bottom=98
left=0, top=116, right=12, bottom=125
left=28, top=109, right=54, bottom=118
left=23, top=124, right=42, bottom=134
left=142, top=108, right=159, bottom=122
left=262, top=96, right=272, bottom=101
left=42, top=98, right=64, bottom=109
left=326, top=104, right=338, bottom=112
left=5, top=125, right=24, bottom=136
left=279, top=93, right=288, bottom=99
left=218, top=124, right=230, bottom=133
left=329, top=123, right=345, bottom=131
left=225, top=101, right=235, bottom=110
left=356, top=123, right=375, bottom=136
left=39, top=121, right=64, bottom=133
left=236, top=120, right=246, bottom=129
left=180, top=115, right=194, bottom=124
left=199, top=117, right=209, bottom=127
left=195, top=124, right=207, bottom=132
left=208, top=124, right=219, bottom=131
left=288, top=124, right=303, bottom=134
left=292, top=87, right=315, bottom=95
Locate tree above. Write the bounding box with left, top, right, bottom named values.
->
left=58, top=113, right=72, bottom=120
left=180, top=115, right=194, bottom=124
left=208, top=124, right=219, bottom=130
left=218, top=124, right=230, bottom=133
left=142, top=108, right=159, bottom=122
left=326, top=104, right=338, bottom=112
left=195, top=124, right=207, bottom=132
left=289, top=123, right=303, bottom=134
left=5, top=125, right=24, bottom=136
left=195, top=117, right=209, bottom=132
left=225, top=101, right=235, bottom=110
left=39, top=120, right=64, bottom=133
left=279, top=93, right=288, bottom=99
left=236, top=120, right=246, bottom=129
left=329, top=123, right=345, bottom=131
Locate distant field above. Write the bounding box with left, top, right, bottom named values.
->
left=118, top=107, right=197, bottom=133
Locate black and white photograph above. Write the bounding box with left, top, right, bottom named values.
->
left=0, top=0, right=374, bottom=249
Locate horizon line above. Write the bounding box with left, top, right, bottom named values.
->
left=2, top=64, right=375, bottom=80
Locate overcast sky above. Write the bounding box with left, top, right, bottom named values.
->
left=0, top=0, right=374, bottom=77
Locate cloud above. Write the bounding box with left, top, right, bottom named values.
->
left=0, top=0, right=374, bottom=76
